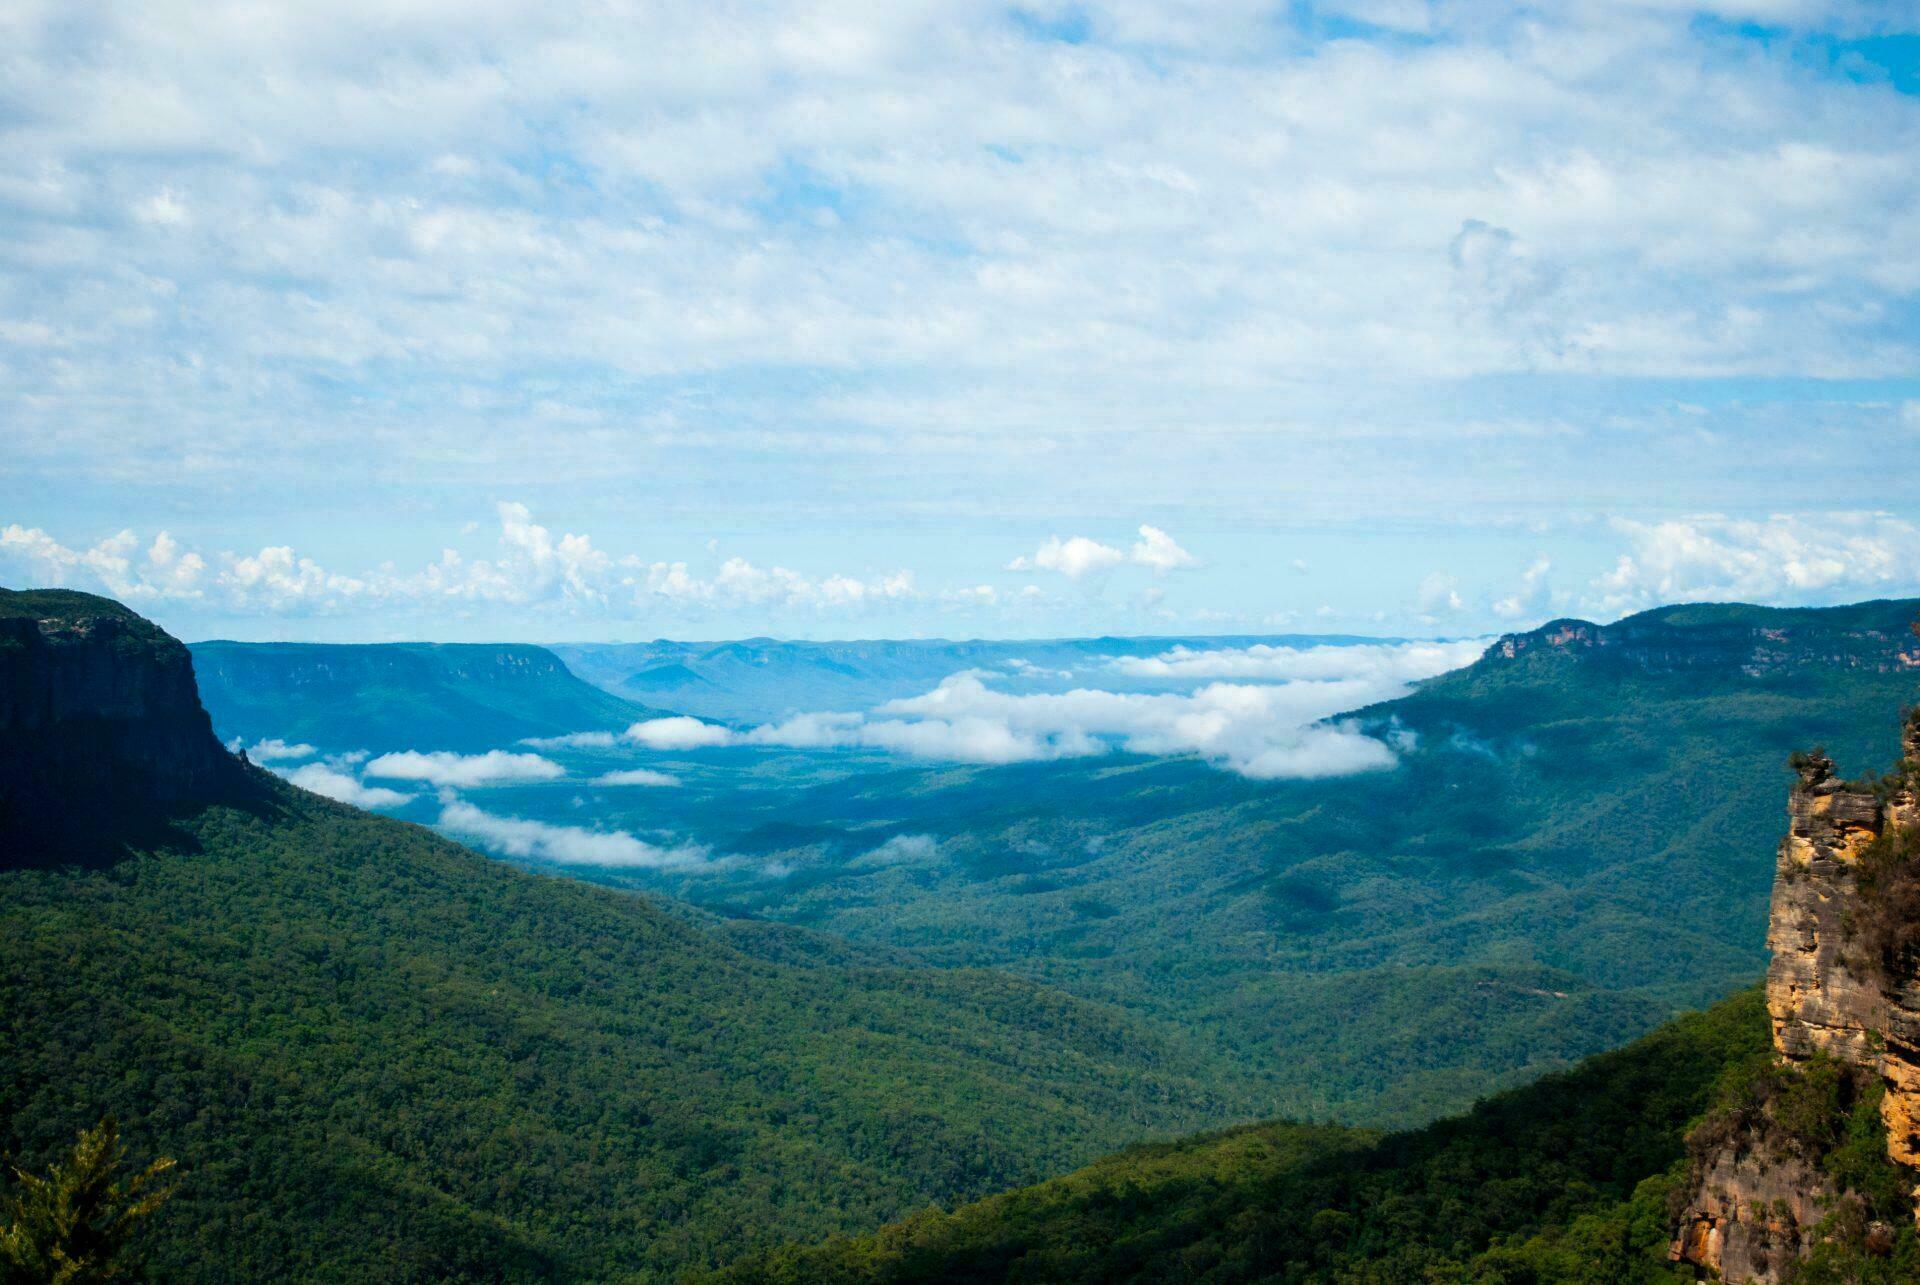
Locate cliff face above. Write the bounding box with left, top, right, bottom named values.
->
left=1769, top=732, right=1920, bottom=1157
left=0, top=588, right=245, bottom=859
left=1670, top=710, right=1920, bottom=1280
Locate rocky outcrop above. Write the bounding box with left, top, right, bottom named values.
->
left=0, top=587, right=247, bottom=859
left=1669, top=707, right=1920, bottom=1281
left=1769, top=734, right=1920, bottom=1154
left=1671, top=1141, right=1835, bottom=1282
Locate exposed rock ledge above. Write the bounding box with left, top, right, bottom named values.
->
left=1669, top=710, right=1920, bottom=1282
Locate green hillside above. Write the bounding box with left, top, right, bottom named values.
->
left=189, top=640, right=662, bottom=753
left=710, top=989, right=1773, bottom=1283
left=0, top=783, right=1242, bottom=1281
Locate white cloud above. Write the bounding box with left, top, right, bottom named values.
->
left=363, top=749, right=564, bottom=787
left=1491, top=557, right=1555, bottom=621
left=520, top=730, right=620, bottom=749
left=1008, top=535, right=1127, bottom=578
left=633, top=556, right=916, bottom=610
left=853, top=833, right=940, bottom=866
left=1130, top=525, right=1196, bottom=572
left=1, top=525, right=211, bottom=605
left=528, top=642, right=1472, bottom=776
left=1112, top=638, right=1485, bottom=682
left=436, top=798, right=708, bottom=868
left=1008, top=525, right=1196, bottom=578
left=1415, top=572, right=1464, bottom=617
left=239, top=737, right=318, bottom=762
left=593, top=768, right=679, bottom=787
left=277, top=762, right=414, bottom=809
left=1587, top=514, right=1920, bottom=613
left=6, top=7, right=1918, bottom=637
left=724, top=638, right=1477, bottom=778
left=0, top=504, right=919, bottom=620
left=418, top=501, right=611, bottom=606
left=624, top=716, right=740, bottom=750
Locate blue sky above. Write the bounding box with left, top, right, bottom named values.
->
left=2, top=0, right=1918, bottom=642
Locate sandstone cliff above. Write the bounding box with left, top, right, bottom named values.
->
left=1669, top=706, right=1920, bottom=1280
left=0, top=587, right=248, bottom=860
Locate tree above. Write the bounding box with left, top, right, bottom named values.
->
left=0, top=1121, right=175, bottom=1284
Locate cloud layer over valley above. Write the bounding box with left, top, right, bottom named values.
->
left=585, top=637, right=1487, bottom=778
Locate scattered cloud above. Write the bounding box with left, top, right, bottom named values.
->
left=625, top=716, right=740, bottom=750
left=276, top=763, right=414, bottom=809
left=1131, top=526, right=1196, bottom=572
left=853, top=833, right=941, bottom=866
left=1492, top=558, right=1555, bottom=621
left=1008, top=526, right=1196, bottom=578
left=1587, top=514, right=1920, bottom=614
left=0, top=502, right=922, bottom=621
left=436, top=798, right=708, bottom=868
left=1415, top=572, right=1464, bottom=618
left=1111, top=639, right=1485, bottom=682
left=363, top=749, right=564, bottom=787
left=593, top=768, right=679, bottom=787
left=1008, top=535, right=1127, bottom=578
left=231, top=737, right=316, bottom=762
left=521, top=731, right=620, bottom=750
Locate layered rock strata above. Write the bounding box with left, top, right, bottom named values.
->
left=1670, top=710, right=1920, bottom=1280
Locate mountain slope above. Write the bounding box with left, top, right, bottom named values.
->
left=189, top=639, right=663, bottom=753
left=710, top=989, right=1771, bottom=1283
left=0, top=591, right=1238, bottom=1280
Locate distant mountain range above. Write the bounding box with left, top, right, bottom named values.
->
left=551, top=634, right=1387, bottom=723
left=189, top=640, right=663, bottom=753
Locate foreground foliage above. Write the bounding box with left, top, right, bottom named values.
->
left=0, top=1121, right=174, bottom=1285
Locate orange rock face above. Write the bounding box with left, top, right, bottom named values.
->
left=1671, top=712, right=1920, bottom=1282
left=1769, top=725, right=1920, bottom=1168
